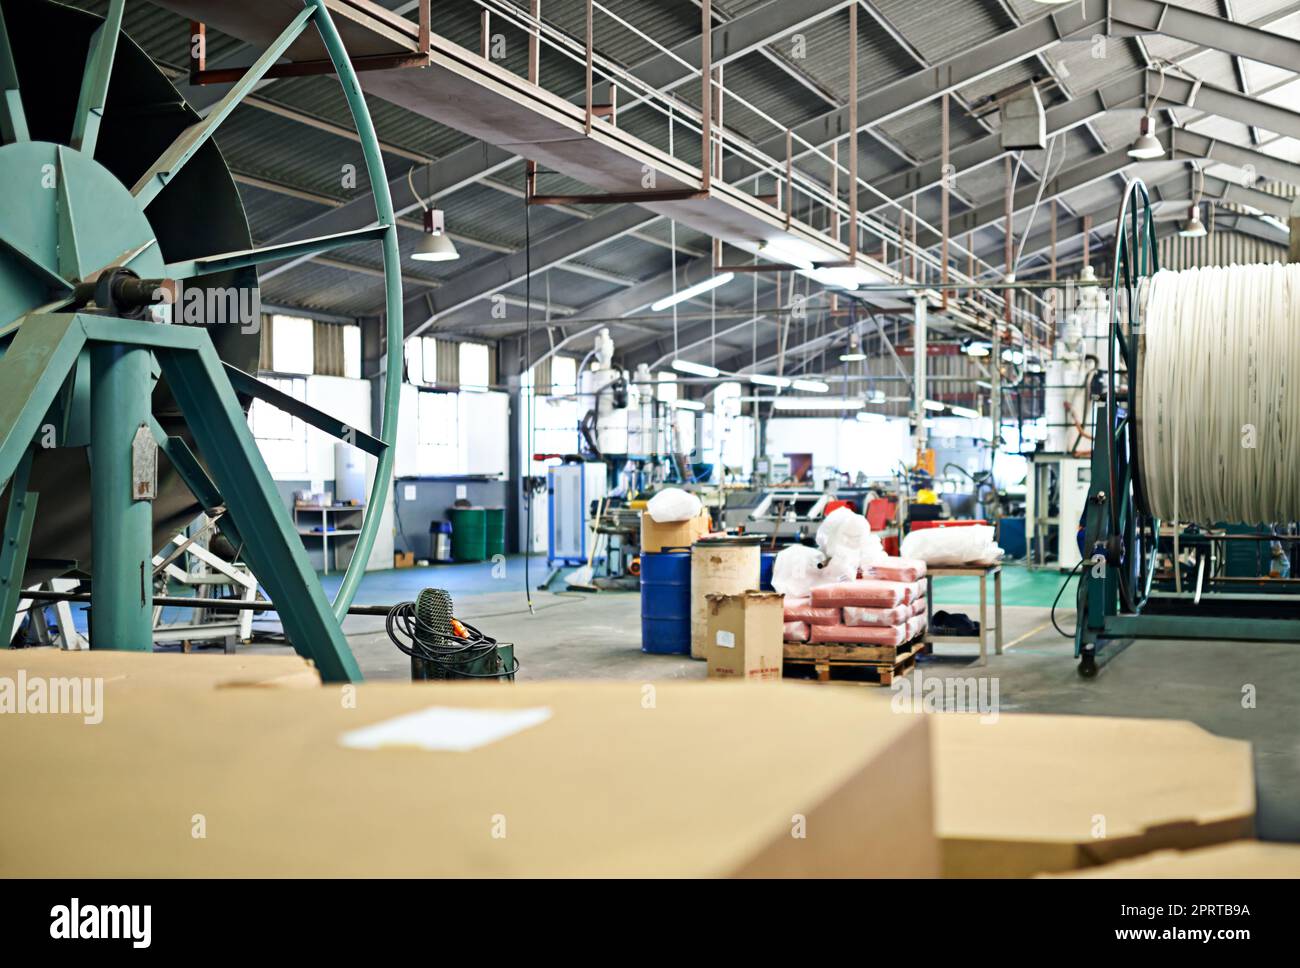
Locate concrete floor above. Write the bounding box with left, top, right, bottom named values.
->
left=242, top=556, right=1300, bottom=843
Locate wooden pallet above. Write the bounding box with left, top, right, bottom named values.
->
left=782, top=634, right=929, bottom=686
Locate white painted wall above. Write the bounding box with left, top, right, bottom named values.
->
left=765, top=417, right=911, bottom=482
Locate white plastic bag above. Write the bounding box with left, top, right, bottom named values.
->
left=814, top=507, right=884, bottom=579
left=900, top=525, right=1005, bottom=566
left=770, top=544, right=827, bottom=598
left=646, top=487, right=702, bottom=523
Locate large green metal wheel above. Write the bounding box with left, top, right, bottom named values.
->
left=0, top=0, right=402, bottom=641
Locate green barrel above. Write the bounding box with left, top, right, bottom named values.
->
left=484, top=507, right=507, bottom=558
left=449, top=507, right=487, bottom=562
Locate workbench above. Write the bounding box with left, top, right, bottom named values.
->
left=923, top=563, right=1003, bottom=666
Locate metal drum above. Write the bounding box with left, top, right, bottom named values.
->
left=690, top=535, right=762, bottom=660
left=639, top=550, right=691, bottom=655
left=449, top=507, right=487, bottom=562
left=760, top=550, right=777, bottom=591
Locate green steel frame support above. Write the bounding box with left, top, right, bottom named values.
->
left=88, top=342, right=154, bottom=650
left=0, top=314, right=363, bottom=681
left=0, top=449, right=37, bottom=644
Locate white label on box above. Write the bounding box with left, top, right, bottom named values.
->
left=456, top=484, right=468, bottom=500
left=403, top=484, right=417, bottom=501
left=715, top=630, right=736, bottom=649
left=340, top=705, right=552, bottom=753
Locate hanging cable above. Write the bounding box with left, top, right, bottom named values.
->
left=522, top=191, right=536, bottom=614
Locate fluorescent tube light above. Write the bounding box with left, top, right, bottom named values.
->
left=651, top=273, right=734, bottom=311
left=771, top=397, right=865, bottom=411
left=791, top=379, right=829, bottom=393
left=672, top=359, right=720, bottom=378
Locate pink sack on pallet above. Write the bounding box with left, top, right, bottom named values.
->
left=842, top=603, right=911, bottom=628
left=901, top=579, right=926, bottom=603
left=809, top=579, right=904, bottom=608
left=784, top=599, right=841, bottom=625
left=910, top=596, right=927, bottom=617
left=907, top=614, right=928, bottom=637
left=783, top=621, right=811, bottom=643
left=867, top=556, right=928, bottom=582
left=810, top=622, right=909, bottom=646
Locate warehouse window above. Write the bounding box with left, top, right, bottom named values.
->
left=343, top=324, right=362, bottom=379
left=656, top=371, right=678, bottom=404
left=550, top=355, right=577, bottom=395
left=405, top=336, right=438, bottom=387
left=416, top=391, right=459, bottom=470
left=459, top=342, right=490, bottom=391
left=270, top=314, right=314, bottom=374
left=248, top=376, right=309, bottom=474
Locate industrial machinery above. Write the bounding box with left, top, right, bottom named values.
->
left=151, top=516, right=260, bottom=650
left=1074, top=178, right=1300, bottom=675
left=1026, top=246, right=1110, bottom=570
left=0, top=0, right=403, bottom=681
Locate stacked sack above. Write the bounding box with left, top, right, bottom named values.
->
left=779, top=554, right=928, bottom=645
left=772, top=508, right=928, bottom=646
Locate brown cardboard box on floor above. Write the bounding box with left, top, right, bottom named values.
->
left=931, top=713, right=1255, bottom=877
left=0, top=647, right=321, bottom=690
left=0, top=681, right=938, bottom=877
left=640, top=509, right=711, bottom=553
left=705, top=591, right=784, bottom=680
left=394, top=550, right=415, bottom=568
left=1046, top=841, right=1300, bottom=878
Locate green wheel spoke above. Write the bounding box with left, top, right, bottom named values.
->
left=131, top=5, right=317, bottom=207
left=0, top=2, right=28, bottom=143
left=70, top=0, right=125, bottom=157
left=165, top=224, right=390, bottom=280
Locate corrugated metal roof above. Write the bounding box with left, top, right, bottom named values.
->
left=48, top=0, right=1298, bottom=333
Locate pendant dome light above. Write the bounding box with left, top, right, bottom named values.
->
left=408, top=166, right=460, bottom=263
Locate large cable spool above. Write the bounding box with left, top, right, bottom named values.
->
left=1136, top=264, right=1300, bottom=526
left=0, top=0, right=404, bottom=630
left=0, top=0, right=258, bottom=586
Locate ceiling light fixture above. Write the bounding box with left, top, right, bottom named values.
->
left=1128, top=64, right=1166, bottom=160
left=651, top=273, right=734, bottom=311
left=771, top=397, right=865, bottom=411
left=840, top=332, right=867, bottom=362
left=923, top=399, right=945, bottom=411
left=1128, top=116, right=1164, bottom=160
left=759, top=238, right=831, bottom=272
left=749, top=373, right=792, bottom=388
left=1179, top=205, right=1207, bottom=238
left=1179, top=167, right=1207, bottom=238
left=673, top=398, right=706, bottom=411
left=672, top=359, right=721, bottom=378
left=408, top=166, right=460, bottom=263
left=791, top=378, right=829, bottom=393
left=950, top=405, right=981, bottom=419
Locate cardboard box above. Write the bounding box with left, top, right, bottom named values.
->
left=705, top=591, right=784, bottom=680
left=394, top=550, right=415, bottom=568
left=932, top=713, right=1255, bottom=876
left=0, top=647, right=321, bottom=690
left=640, top=509, right=711, bottom=553
left=0, top=681, right=938, bottom=877
left=1048, top=841, right=1300, bottom=878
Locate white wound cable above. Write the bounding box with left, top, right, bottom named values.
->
left=1140, top=263, right=1300, bottom=526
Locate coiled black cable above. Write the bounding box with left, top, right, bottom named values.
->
left=386, top=600, right=518, bottom=680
